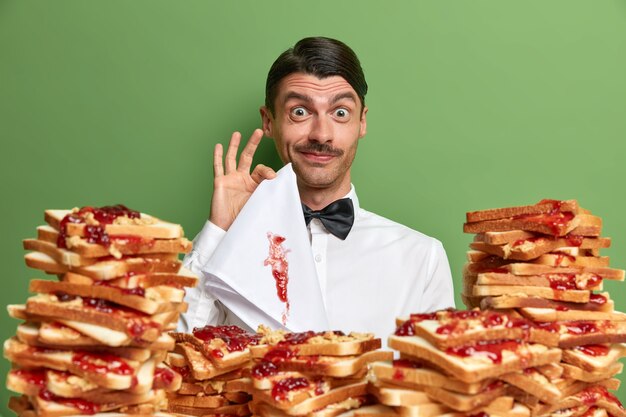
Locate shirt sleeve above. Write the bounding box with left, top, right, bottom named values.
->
left=177, top=221, right=228, bottom=332
left=421, top=240, right=456, bottom=312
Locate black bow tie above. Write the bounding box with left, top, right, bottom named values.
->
left=302, top=198, right=355, bottom=240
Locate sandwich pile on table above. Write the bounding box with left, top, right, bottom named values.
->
left=4, top=205, right=198, bottom=416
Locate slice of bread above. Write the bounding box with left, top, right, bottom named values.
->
left=519, top=307, right=626, bottom=322
left=558, top=321, right=626, bottom=348
left=265, top=350, right=393, bottom=378
left=499, top=367, right=561, bottom=404
left=561, top=344, right=626, bottom=372
left=466, top=200, right=580, bottom=223
left=480, top=294, right=614, bottom=312
left=45, top=209, right=184, bottom=239
left=472, top=284, right=590, bottom=303
left=388, top=335, right=561, bottom=383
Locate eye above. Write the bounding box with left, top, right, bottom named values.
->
left=334, top=108, right=350, bottom=119
left=290, top=107, right=310, bottom=119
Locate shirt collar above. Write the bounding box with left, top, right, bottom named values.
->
left=344, top=184, right=360, bottom=216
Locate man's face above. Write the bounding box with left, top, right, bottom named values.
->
left=261, top=73, right=367, bottom=193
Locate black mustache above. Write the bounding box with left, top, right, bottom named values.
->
left=295, top=143, right=344, bottom=156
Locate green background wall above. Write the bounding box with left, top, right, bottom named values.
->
left=1, top=0, right=625, bottom=414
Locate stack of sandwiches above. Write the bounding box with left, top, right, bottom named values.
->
left=247, top=326, right=392, bottom=417
left=371, top=309, right=561, bottom=416
left=167, top=325, right=259, bottom=416
left=4, top=205, right=198, bottom=416
left=459, top=199, right=626, bottom=416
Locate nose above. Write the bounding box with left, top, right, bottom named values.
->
left=308, top=115, right=333, bottom=143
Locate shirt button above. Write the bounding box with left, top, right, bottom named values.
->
left=315, top=254, right=322, bottom=262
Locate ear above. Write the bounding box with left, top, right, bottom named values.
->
left=358, top=106, right=368, bottom=138
left=259, top=106, right=274, bottom=138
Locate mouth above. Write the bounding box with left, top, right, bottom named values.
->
left=300, top=151, right=336, bottom=163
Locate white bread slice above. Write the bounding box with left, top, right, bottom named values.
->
left=38, top=225, right=191, bottom=258
left=476, top=272, right=603, bottom=291
left=372, top=361, right=493, bottom=395
left=531, top=383, right=625, bottom=417
left=502, top=263, right=625, bottom=281
left=29, top=279, right=186, bottom=315
left=177, top=342, right=246, bottom=381
left=420, top=381, right=508, bottom=412
left=480, top=293, right=614, bottom=312
left=562, top=361, right=623, bottom=383
left=167, top=402, right=251, bottom=416
left=472, top=284, right=590, bottom=303
left=171, top=329, right=258, bottom=369
left=466, top=200, right=580, bottom=223
left=531, top=254, right=610, bottom=268
left=61, top=269, right=198, bottom=290
left=45, top=209, right=183, bottom=239
left=519, top=307, right=626, bottom=322
left=4, top=338, right=138, bottom=390
left=178, top=377, right=252, bottom=395
left=24, top=240, right=98, bottom=267
left=25, top=251, right=182, bottom=280
left=252, top=328, right=380, bottom=357
left=366, top=383, right=430, bottom=406
left=266, top=350, right=393, bottom=378
left=25, top=293, right=176, bottom=342
left=561, top=344, right=626, bottom=372
left=166, top=392, right=228, bottom=409
left=471, top=235, right=610, bottom=260
left=408, top=313, right=559, bottom=349
left=499, top=367, right=561, bottom=404
left=558, top=321, right=626, bottom=348
left=388, top=335, right=561, bottom=383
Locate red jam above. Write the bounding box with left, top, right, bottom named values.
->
left=575, top=345, right=610, bottom=357
left=251, top=361, right=279, bottom=379
left=578, top=385, right=624, bottom=409
left=408, top=312, right=438, bottom=321
left=513, top=208, right=575, bottom=236
left=590, top=294, right=607, bottom=305
left=446, top=340, right=521, bottom=364
left=264, top=233, right=290, bottom=325
left=394, top=320, right=415, bottom=336
left=71, top=351, right=133, bottom=375
left=154, top=367, right=176, bottom=386
left=12, top=369, right=46, bottom=387
left=263, top=346, right=297, bottom=363
left=564, top=321, right=599, bottom=335
left=512, top=237, right=544, bottom=248
left=392, top=359, right=423, bottom=369
left=57, top=205, right=140, bottom=248
left=94, top=281, right=145, bottom=297
left=192, top=325, right=260, bottom=352
left=271, top=377, right=310, bottom=401
left=170, top=365, right=190, bottom=379
left=39, top=389, right=100, bottom=414
left=565, top=234, right=584, bottom=247
left=280, top=330, right=344, bottom=345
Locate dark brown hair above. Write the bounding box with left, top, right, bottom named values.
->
left=265, top=37, right=368, bottom=114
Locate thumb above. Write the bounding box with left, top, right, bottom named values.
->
left=251, top=164, right=277, bottom=184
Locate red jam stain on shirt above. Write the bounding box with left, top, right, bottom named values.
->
left=264, top=232, right=291, bottom=325
left=445, top=340, right=521, bottom=364
left=271, top=377, right=310, bottom=401
left=57, top=204, right=140, bottom=249
left=575, top=344, right=610, bottom=357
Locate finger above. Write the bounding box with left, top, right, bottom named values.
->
left=224, top=132, right=241, bottom=174
left=213, top=143, right=224, bottom=178
left=237, top=128, right=264, bottom=173
left=250, top=164, right=277, bottom=184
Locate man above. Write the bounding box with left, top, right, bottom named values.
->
left=180, top=37, right=454, bottom=337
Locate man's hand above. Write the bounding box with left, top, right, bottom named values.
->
left=209, top=129, right=277, bottom=230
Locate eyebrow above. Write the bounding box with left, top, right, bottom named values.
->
left=283, top=91, right=358, bottom=106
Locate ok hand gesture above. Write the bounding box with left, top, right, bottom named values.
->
left=209, top=129, right=277, bottom=230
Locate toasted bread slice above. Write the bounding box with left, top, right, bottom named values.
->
left=4, top=338, right=139, bottom=390
left=388, top=335, right=561, bottom=383
left=562, top=362, right=623, bottom=383
left=464, top=212, right=582, bottom=237
left=178, top=377, right=252, bottom=395
left=366, top=383, right=431, bottom=407
left=404, top=311, right=559, bottom=349
left=473, top=233, right=610, bottom=256
left=29, top=279, right=186, bottom=315
left=252, top=328, right=380, bottom=357
left=499, top=367, right=561, bottom=404
left=531, top=254, right=610, bottom=268
left=177, top=342, right=246, bottom=381
left=264, top=349, right=393, bottom=378
left=558, top=321, right=626, bottom=348
left=25, top=251, right=182, bottom=280
left=25, top=293, right=176, bottom=342
left=476, top=272, right=603, bottom=291
left=472, top=284, right=590, bottom=303
left=561, top=344, right=626, bottom=372
left=61, top=269, right=198, bottom=290
left=45, top=209, right=183, bottom=239
left=519, top=307, right=626, bottom=322
left=372, top=360, right=493, bottom=395
left=480, top=293, right=614, bottom=312
left=466, top=200, right=580, bottom=222
left=500, top=263, right=625, bottom=281
left=38, top=225, right=191, bottom=258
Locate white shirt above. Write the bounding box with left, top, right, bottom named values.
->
left=179, top=187, right=455, bottom=339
